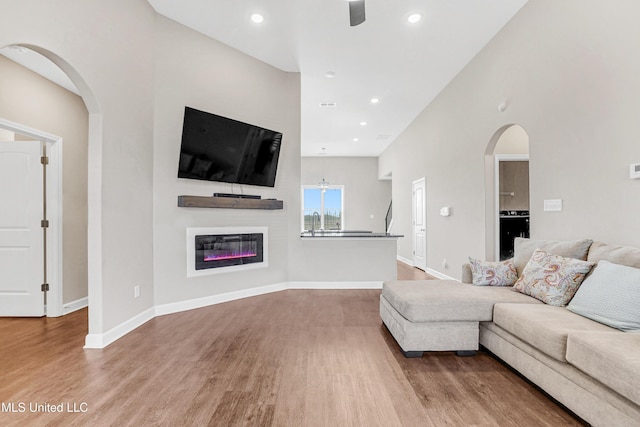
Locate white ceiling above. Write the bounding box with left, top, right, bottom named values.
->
left=149, top=0, right=527, bottom=157
left=2, top=1, right=527, bottom=158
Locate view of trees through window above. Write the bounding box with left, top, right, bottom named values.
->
left=303, top=187, right=343, bottom=231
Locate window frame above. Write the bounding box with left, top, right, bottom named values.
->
left=301, top=185, right=345, bottom=232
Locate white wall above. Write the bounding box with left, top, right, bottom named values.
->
left=152, top=16, right=301, bottom=306
left=301, top=157, right=391, bottom=233
left=379, top=0, right=640, bottom=280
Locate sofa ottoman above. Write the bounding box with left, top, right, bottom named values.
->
left=380, top=280, right=540, bottom=357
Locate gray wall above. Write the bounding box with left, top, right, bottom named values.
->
left=301, top=157, right=391, bottom=233
left=499, top=162, right=529, bottom=211
left=152, top=16, right=301, bottom=306
left=379, top=0, right=640, bottom=279
left=0, top=55, right=88, bottom=304
left=2, top=0, right=158, bottom=333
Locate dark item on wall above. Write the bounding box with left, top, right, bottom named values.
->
left=499, top=210, right=530, bottom=260
left=178, top=107, right=283, bottom=187
left=194, top=233, right=263, bottom=270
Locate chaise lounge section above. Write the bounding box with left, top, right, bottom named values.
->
left=380, top=238, right=640, bottom=426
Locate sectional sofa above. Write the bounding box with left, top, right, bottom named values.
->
left=380, top=238, right=640, bottom=427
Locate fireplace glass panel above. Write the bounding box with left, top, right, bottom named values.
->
left=195, top=233, right=263, bottom=270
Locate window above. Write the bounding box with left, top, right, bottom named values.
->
left=302, top=185, right=344, bottom=231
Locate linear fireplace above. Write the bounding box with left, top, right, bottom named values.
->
left=187, top=227, right=268, bottom=277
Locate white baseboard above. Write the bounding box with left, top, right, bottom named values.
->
left=396, top=255, right=459, bottom=282
left=84, top=281, right=383, bottom=349
left=154, top=282, right=288, bottom=317
left=84, top=307, right=155, bottom=349
left=425, top=268, right=458, bottom=281
left=397, top=255, right=413, bottom=266
left=287, top=281, right=382, bottom=289
left=62, top=297, right=88, bottom=315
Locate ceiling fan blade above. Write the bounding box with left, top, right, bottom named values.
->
left=349, top=0, right=365, bottom=27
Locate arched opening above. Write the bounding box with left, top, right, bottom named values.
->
left=484, top=124, right=530, bottom=260
left=0, top=44, right=102, bottom=336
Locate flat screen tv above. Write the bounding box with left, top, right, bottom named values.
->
left=178, top=107, right=283, bottom=188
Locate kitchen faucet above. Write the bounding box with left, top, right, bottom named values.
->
left=311, top=211, right=320, bottom=235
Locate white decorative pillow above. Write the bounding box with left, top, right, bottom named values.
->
left=512, top=249, right=594, bottom=306
left=468, top=257, right=518, bottom=286
left=567, top=260, right=640, bottom=331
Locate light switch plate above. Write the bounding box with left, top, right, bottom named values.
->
left=544, top=199, right=563, bottom=212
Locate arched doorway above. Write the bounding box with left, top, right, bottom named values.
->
left=484, top=124, right=530, bottom=261
left=0, top=44, right=102, bottom=335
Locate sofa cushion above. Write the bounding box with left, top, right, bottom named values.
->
left=513, top=237, right=593, bottom=276
left=492, top=303, right=615, bottom=362
left=567, top=332, right=640, bottom=407
left=381, top=280, right=540, bottom=323
left=468, top=257, right=518, bottom=286
left=586, top=241, right=640, bottom=269
left=512, top=249, right=594, bottom=306
left=568, top=260, right=640, bottom=331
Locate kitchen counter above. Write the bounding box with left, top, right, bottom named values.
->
left=300, top=230, right=403, bottom=239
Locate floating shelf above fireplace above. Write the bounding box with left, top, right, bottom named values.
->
left=178, top=195, right=283, bottom=210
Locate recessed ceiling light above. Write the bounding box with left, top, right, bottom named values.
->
left=353, top=138, right=359, bottom=142
left=251, top=13, right=264, bottom=24
left=407, top=13, right=422, bottom=23
left=360, top=121, right=367, bottom=126
left=370, top=97, right=380, bottom=104
left=324, top=71, right=336, bottom=79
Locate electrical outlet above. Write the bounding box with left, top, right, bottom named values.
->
left=442, top=258, right=448, bottom=269
left=134, top=285, right=140, bottom=298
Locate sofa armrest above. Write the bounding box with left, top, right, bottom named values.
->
left=461, top=263, right=473, bottom=284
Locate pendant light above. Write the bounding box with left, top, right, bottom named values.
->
left=318, top=148, right=330, bottom=190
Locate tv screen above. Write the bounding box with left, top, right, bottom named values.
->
left=178, top=107, right=283, bottom=188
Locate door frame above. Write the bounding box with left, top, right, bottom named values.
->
left=494, top=154, right=529, bottom=261
left=0, top=117, right=63, bottom=317
left=412, top=177, right=427, bottom=270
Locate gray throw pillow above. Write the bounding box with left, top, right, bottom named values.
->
left=567, top=260, right=640, bottom=331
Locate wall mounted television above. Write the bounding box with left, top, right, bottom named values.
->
left=178, top=107, right=283, bottom=188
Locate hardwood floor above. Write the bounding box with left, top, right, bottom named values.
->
left=396, top=261, right=438, bottom=280
left=0, top=291, right=586, bottom=426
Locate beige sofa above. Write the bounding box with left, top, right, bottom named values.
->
left=380, top=238, right=640, bottom=427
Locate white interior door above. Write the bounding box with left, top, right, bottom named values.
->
left=412, top=178, right=427, bottom=271
left=0, top=140, right=45, bottom=316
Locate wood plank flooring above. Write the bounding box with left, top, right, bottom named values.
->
left=0, top=290, right=586, bottom=426
left=396, top=261, right=438, bottom=280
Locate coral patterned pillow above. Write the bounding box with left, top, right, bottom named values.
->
left=469, top=257, right=518, bottom=286
left=512, top=249, right=594, bottom=306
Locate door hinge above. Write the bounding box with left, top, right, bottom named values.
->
left=41, top=219, right=49, bottom=228
left=41, top=283, right=49, bottom=292
left=41, top=156, right=49, bottom=165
